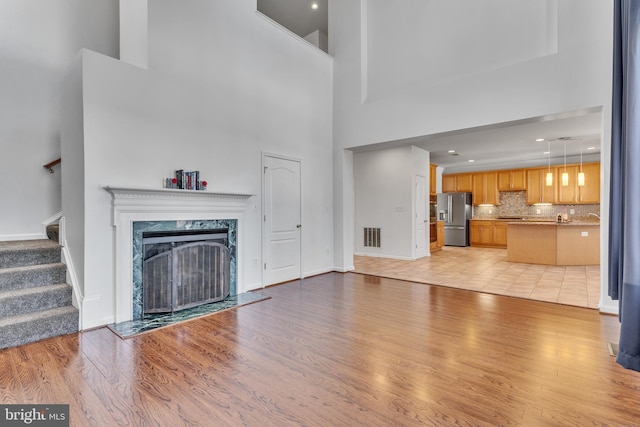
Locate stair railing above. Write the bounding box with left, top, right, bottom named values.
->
left=43, top=157, right=61, bottom=173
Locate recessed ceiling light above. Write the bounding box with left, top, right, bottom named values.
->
left=468, top=159, right=475, bottom=163
left=536, top=138, right=545, bottom=142
left=448, top=150, right=456, bottom=153
left=543, top=151, right=550, bottom=155
left=587, top=146, right=597, bottom=150
left=311, top=1, right=319, bottom=9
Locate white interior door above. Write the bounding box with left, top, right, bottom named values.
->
left=263, top=155, right=301, bottom=286
left=415, top=174, right=427, bottom=258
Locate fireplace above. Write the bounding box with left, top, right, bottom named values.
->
left=142, top=229, right=230, bottom=314
left=132, top=219, right=237, bottom=320
left=105, top=186, right=252, bottom=324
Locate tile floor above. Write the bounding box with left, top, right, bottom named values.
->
left=353, top=246, right=601, bottom=309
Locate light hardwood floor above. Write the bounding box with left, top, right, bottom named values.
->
left=0, top=272, right=637, bottom=426
left=354, top=247, right=601, bottom=309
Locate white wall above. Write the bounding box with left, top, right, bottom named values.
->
left=354, top=147, right=413, bottom=258
left=61, top=0, right=334, bottom=328
left=304, top=30, right=328, bottom=53
left=60, top=51, right=85, bottom=310
left=353, top=145, right=429, bottom=260
left=0, top=0, right=118, bottom=240
left=331, top=0, right=614, bottom=311
left=120, top=0, right=148, bottom=68
left=333, top=0, right=612, bottom=149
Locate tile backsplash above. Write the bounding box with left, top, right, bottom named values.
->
left=473, top=191, right=600, bottom=221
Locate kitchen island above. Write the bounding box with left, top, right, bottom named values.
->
left=506, top=221, right=600, bottom=266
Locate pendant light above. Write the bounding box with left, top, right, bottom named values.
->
left=546, top=140, right=553, bottom=186
left=578, top=141, right=585, bottom=186
left=561, top=140, right=569, bottom=186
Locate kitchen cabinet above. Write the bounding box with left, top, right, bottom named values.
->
left=431, top=221, right=445, bottom=252
left=507, top=222, right=599, bottom=265
left=442, top=173, right=473, bottom=193
left=557, top=165, right=579, bottom=204
left=456, top=174, right=473, bottom=192
left=493, top=222, right=508, bottom=246
left=470, top=221, right=493, bottom=246
left=430, top=163, right=437, bottom=196
left=498, top=169, right=526, bottom=191
left=470, top=220, right=508, bottom=248
left=556, top=162, right=600, bottom=204
left=472, top=172, right=498, bottom=205
left=526, top=168, right=557, bottom=205
left=579, top=163, right=600, bottom=203
left=445, top=163, right=599, bottom=205
left=442, top=175, right=456, bottom=192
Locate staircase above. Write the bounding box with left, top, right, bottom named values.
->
left=0, top=238, right=78, bottom=349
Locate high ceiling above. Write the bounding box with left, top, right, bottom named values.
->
left=255, top=3, right=602, bottom=174
left=257, top=0, right=328, bottom=38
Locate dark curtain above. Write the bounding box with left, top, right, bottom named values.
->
left=609, top=0, right=640, bottom=371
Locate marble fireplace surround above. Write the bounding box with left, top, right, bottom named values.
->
left=105, top=186, right=253, bottom=324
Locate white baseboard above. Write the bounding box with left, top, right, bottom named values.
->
left=333, top=265, right=355, bottom=273
left=82, top=294, right=113, bottom=329
left=599, top=301, right=619, bottom=315
left=61, top=243, right=84, bottom=329
left=302, top=267, right=334, bottom=278
left=244, top=282, right=264, bottom=292
left=353, top=252, right=414, bottom=261
left=0, top=233, right=47, bottom=241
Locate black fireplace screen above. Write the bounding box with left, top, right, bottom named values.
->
left=142, top=229, right=230, bottom=314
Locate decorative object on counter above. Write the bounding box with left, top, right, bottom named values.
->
left=163, top=169, right=207, bottom=190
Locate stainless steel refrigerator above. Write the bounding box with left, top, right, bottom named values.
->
left=436, top=192, right=472, bottom=246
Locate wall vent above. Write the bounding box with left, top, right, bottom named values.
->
left=364, top=227, right=381, bottom=248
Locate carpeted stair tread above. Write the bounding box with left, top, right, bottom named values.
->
left=0, top=283, right=72, bottom=318
left=0, top=239, right=60, bottom=268
left=0, top=239, right=78, bottom=349
left=0, top=263, right=67, bottom=291
left=0, top=305, right=78, bottom=349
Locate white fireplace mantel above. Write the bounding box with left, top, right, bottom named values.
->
left=105, top=186, right=254, bottom=323
left=105, top=186, right=254, bottom=221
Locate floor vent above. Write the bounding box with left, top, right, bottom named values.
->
left=364, top=227, right=381, bottom=248
left=608, top=342, right=619, bottom=357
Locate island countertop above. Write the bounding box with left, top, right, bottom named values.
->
left=506, top=221, right=600, bottom=266
left=506, top=220, right=599, bottom=226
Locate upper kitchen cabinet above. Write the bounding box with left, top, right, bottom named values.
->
left=557, top=165, right=580, bottom=204
left=472, top=172, right=498, bottom=205
left=497, top=169, right=526, bottom=191
left=526, top=168, right=557, bottom=205
left=430, top=163, right=437, bottom=196
left=442, top=173, right=472, bottom=193
left=579, top=163, right=600, bottom=203
left=557, top=162, right=600, bottom=204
